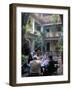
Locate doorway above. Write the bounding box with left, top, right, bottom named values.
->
left=47, top=42, right=50, bottom=51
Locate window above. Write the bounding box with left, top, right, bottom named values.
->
left=35, top=22, right=41, bottom=31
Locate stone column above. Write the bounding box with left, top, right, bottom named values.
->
left=41, top=26, right=43, bottom=53
left=32, top=18, right=35, bottom=51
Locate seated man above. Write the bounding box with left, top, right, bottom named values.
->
left=47, top=55, right=58, bottom=75
left=41, top=53, right=49, bottom=75
left=29, top=56, right=42, bottom=76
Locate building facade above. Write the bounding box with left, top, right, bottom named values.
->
left=25, top=13, right=63, bottom=55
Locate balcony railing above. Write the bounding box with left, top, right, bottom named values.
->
left=45, top=32, right=62, bottom=38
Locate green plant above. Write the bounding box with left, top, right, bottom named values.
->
left=22, top=55, right=29, bottom=65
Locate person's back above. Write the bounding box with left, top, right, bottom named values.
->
left=48, top=60, right=56, bottom=75
left=29, top=59, right=41, bottom=76
left=47, top=56, right=58, bottom=75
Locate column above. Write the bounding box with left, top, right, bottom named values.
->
left=32, top=18, right=35, bottom=50
left=41, top=26, right=43, bottom=52
left=32, top=18, right=35, bottom=33
left=41, top=25, right=43, bottom=32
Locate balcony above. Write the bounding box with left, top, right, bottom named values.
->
left=45, top=32, right=62, bottom=38
left=44, top=32, right=63, bottom=40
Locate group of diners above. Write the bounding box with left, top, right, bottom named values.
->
left=22, top=48, right=62, bottom=77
